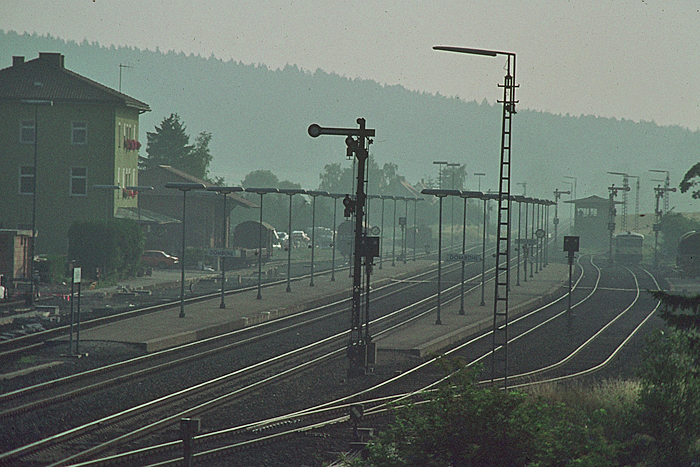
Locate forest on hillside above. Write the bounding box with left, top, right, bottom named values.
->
left=2, top=30, right=698, bottom=212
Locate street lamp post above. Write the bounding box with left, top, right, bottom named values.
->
left=245, top=188, right=279, bottom=299
left=21, top=99, right=53, bottom=307
left=481, top=193, right=499, bottom=305
left=473, top=172, right=486, bottom=239
left=165, top=182, right=206, bottom=317
left=278, top=189, right=307, bottom=291
left=433, top=161, right=448, bottom=189
left=402, top=197, right=409, bottom=263
left=379, top=195, right=386, bottom=269
left=307, top=191, right=329, bottom=287
left=391, top=196, right=398, bottom=266
left=521, top=198, right=528, bottom=282
left=563, top=176, right=577, bottom=232
left=447, top=163, right=460, bottom=253
left=459, top=191, right=484, bottom=314
left=513, top=196, right=524, bottom=286
left=422, top=189, right=461, bottom=324
left=206, top=186, right=244, bottom=308
left=552, top=189, right=571, bottom=255
left=412, top=198, right=423, bottom=261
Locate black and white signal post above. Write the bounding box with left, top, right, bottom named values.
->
left=308, top=118, right=377, bottom=377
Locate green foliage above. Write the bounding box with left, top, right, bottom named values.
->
left=680, top=162, right=700, bottom=199
left=33, top=254, right=67, bottom=283
left=67, top=219, right=144, bottom=280
left=355, top=362, right=619, bottom=467
left=145, top=113, right=214, bottom=181
left=318, top=158, right=408, bottom=196
left=637, top=329, right=700, bottom=465
left=649, top=290, right=700, bottom=335
left=241, top=169, right=280, bottom=188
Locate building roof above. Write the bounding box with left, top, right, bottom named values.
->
left=139, top=165, right=258, bottom=209
left=563, top=195, right=622, bottom=207
left=115, top=207, right=181, bottom=225
left=0, top=52, right=150, bottom=112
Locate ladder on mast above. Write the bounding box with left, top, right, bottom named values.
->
left=491, top=57, right=518, bottom=388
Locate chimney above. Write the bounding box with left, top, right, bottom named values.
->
left=38, top=52, right=64, bottom=68
left=12, top=56, right=24, bottom=67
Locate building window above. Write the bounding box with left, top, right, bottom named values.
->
left=20, top=120, right=35, bottom=144
left=19, top=166, right=35, bottom=194
left=72, top=121, right=87, bottom=145
left=70, top=167, right=87, bottom=196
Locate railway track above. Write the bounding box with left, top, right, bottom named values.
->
left=60, top=254, right=667, bottom=467
left=0, top=241, right=501, bottom=466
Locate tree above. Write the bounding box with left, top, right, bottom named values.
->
left=639, top=291, right=700, bottom=464
left=680, top=162, right=700, bottom=199
left=145, top=113, right=214, bottom=181
left=67, top=219, right=144, bottom=279
left=318, top=158, right=405, bottom=195
left=241, top=169, right=280, bottom=188
left=438, top=164, right=467, bottom=190
left=188, top=131, right=214, bottom=180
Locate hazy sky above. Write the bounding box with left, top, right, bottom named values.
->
left=3, top=0, right=700, bottom=131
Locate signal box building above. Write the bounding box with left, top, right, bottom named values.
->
left=564, top=195, right=622, bottom=252
left=0, top=52, right=150, bottom=254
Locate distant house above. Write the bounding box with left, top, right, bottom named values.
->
left=0, top=52, right=150, bottom=254
left=136, top=165, right=257, bottom=255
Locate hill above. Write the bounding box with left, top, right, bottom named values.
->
left=2, top=30, right=698, bottom=212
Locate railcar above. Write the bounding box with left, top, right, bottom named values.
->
left=613, top=231, right=644, bottom=264
left=231, top=221, right=278, bottom=265
left=677, top=230, right=700, bottom=277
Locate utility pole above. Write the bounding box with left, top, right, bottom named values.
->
left=608, top=172, right=630, bottom=231
left=650, top=169, right=671, bottom=215
left=553, top=189, right=570, bottom=253
left=653, top=183, right=677, bottom=269
left=607, top=184, right=630, bottom=261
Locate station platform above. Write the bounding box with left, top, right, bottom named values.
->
left=58, top=257, right=569, bottom=357
left=61, top=259, right=436, bottom=352
left=374, top=261, right=569, bottom=358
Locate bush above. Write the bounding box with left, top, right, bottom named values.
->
left=67, top=219, right=144, bottom=280
left=33, top=254, right=68, bottom=284
left=354, top=362, right=621, bottom=467
left=637, top=329, right=700, bottom=465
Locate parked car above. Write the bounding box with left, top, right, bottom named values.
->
left=277, top=231, right=289, bottom=249
left=291, top=230, right=310, bottom=248
left=141, top=250, right=179, bottom=269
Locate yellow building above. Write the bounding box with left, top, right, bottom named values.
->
left=0, top=52, right=150, bottom=254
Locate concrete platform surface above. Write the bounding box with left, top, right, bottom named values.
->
left=64, top=259, right=435, bottom=352
left=374, top=262, right=569, bottom=358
